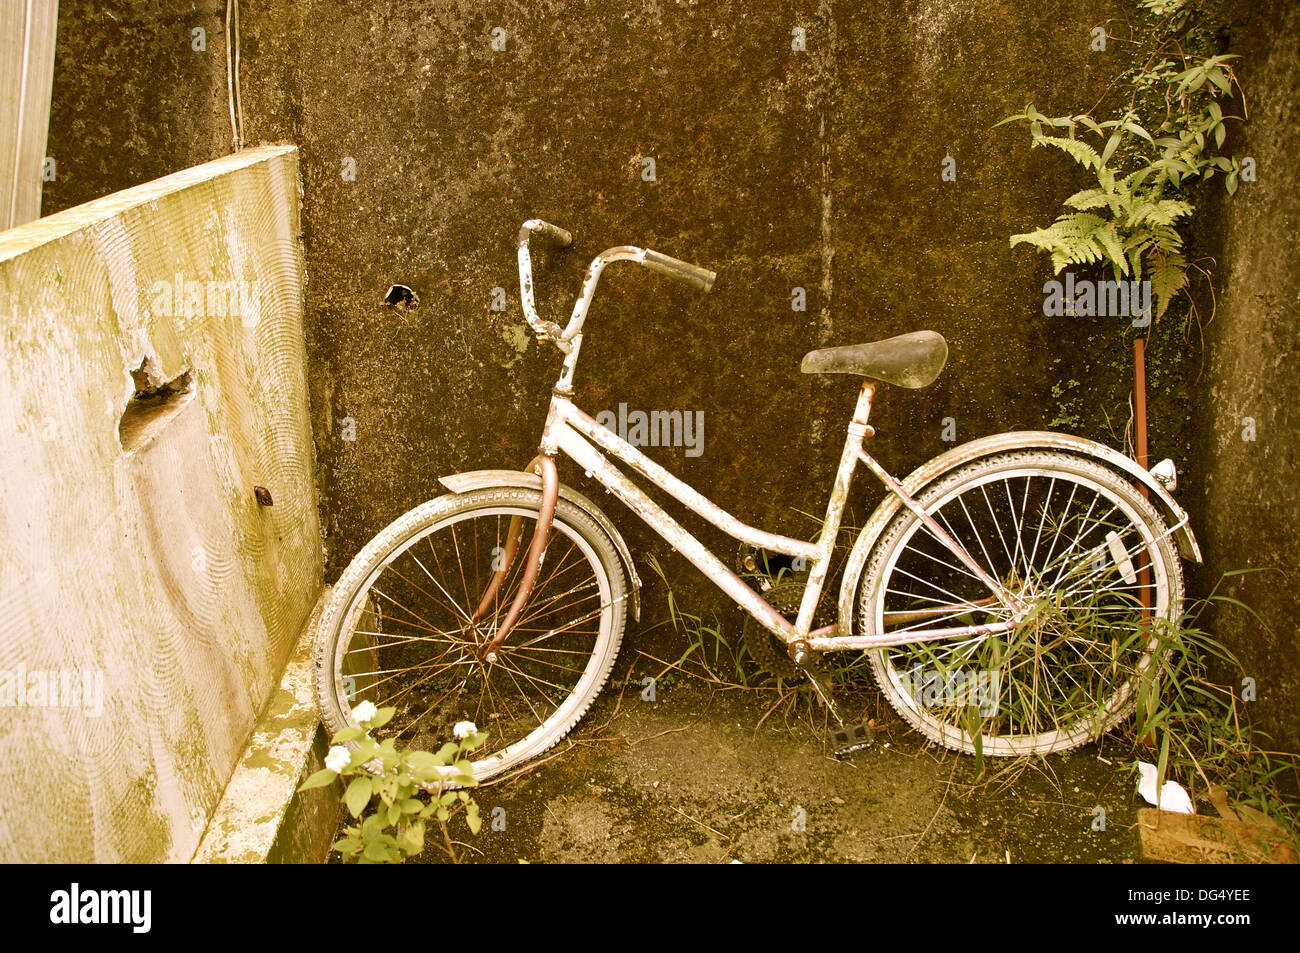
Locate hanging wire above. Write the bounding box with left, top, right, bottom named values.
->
left=225, top=0, right=244, bottom=151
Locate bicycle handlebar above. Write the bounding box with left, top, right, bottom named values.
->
left=518, top=218, right=573, bottom=249
left=516, top=219, right=715, bottom=353
left=641, top=248, right=717, bottom=293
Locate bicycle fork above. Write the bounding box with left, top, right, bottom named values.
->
left=471, top=454, right=560, bottom=661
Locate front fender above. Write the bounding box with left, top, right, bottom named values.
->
left=437, top=469, right=641, bottom=621
left=836, top=431, right=1201, bottom=636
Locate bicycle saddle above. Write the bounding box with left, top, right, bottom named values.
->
left=800, top=330, right=948, bottom=388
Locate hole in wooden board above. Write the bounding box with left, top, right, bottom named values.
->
left=118, top=358, right=195, bottom=452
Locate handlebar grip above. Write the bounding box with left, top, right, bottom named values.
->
left=519, top=219, right=573, bottom=248
left=642, top=249, right=716, bottom=293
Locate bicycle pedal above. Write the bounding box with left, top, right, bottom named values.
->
left=831, top=722, right=874, bottom=756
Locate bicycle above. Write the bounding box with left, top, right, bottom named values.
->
left=312, top=219, right=1202, bottom=781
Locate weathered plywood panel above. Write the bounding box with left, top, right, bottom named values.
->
left=0, top=0, right=59, bottom=228
left=0, top=144, right=321, bottom=862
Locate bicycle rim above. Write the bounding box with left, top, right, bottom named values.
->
left=863, top=452, right=1182, bottom=756
left=326, top=500, right=623, bottom=779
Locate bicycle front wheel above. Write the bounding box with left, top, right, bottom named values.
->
left=860, top=450, right=1184, bottom=756
left=312, top=486, right=628, bottom=782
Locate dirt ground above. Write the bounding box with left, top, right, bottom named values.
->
left=404, top=659, right=1146, bottom=865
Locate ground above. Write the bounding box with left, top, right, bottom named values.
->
left=395, top=664, right=1145, bottom=865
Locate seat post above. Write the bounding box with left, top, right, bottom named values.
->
left=792, top=380, right=877, bottom=641
left=851, top=381, right=876, bottom=437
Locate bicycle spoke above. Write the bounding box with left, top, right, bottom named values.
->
left=866, top=453, right=1179, bottom=755
left=328, top=500, right=625, bottom=781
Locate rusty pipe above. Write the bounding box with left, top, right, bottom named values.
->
left=1133, top=337, right=1152, bottom=616
left=483, top=454, right=560, bottom=657
left=471, top=515, right=525, bottom=623
left=470, top=455, right=546, bottom=622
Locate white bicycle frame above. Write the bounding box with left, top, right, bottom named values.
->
left=514, top=219, right=1027, bottom=657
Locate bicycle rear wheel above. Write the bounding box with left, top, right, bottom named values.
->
left=312, top=486, right=628, bottom=782
left=859, top=450, right=1184, bottom=756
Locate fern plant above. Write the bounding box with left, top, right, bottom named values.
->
left=998, top=29, right=1245, bottom=320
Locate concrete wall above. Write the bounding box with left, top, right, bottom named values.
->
left=1185, top=1, right=1300, bottom=754
left=0, top=145, right=320, bottom=862
left=47, top=1, right=1170, bottom=618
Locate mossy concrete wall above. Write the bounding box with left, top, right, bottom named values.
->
left=40, top=2, right=1299, bottom=752
left=0, top=145, right=321, bottom=862
left=1185, top=1, right=1300, bottom=755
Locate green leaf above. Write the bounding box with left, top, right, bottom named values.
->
left=369, top=707, right=396, bottom=729
left=1036, top=135, right=1101, bottom=171
left=1100, top=132, right=1121, bottom=168
left=1149, top=250, right=1188, bottom=319
left=1123, top=121, right=1153, bottom=143
left=1063, top=188, right=1110, bottom=210
left=408, top=751, right=440, bottom=771
left=400, top=821, right=425, bottom=855
left=1075, top=114, right=1104, bottom=136
left=1095, top=226, right=1127, bottom=276
left=298, top=769, right=338, bottom=792
left=466, top=803, right=482, bottom=836
left=1157, top=732, right=1170, bottom=792
left=330, top=727, right=363, bottom=744
left=345, top=777, right=373, bottom=818
left=332, top=836, right=362, bottom=857
left=400, top=798, right=424, bottom=814
left=363, top=840, right=392, bottom=863
left=993, top=110, right=1031, bottom=129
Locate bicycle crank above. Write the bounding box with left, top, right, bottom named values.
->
left=789, top=641, right=875, bottom=757
left=741, top=576, right=830, bottom=679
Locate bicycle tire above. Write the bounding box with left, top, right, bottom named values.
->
left=312, top=486, right=628, bottom=782
left=859, top=450, right=1184, bottom=756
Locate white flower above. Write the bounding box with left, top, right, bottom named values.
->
left=351, top=700, right=378, bottom=724
left=453, top=721, right=477, bottom=741
left=325, top=745, right=350, bottom=773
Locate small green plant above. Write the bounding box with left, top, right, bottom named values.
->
left=998, top=2, right=1246, bottom=321
left=644, top=554, right=750, bottom=688
left=1129, top=572, right=1299, bottom=843
left=299, top=701, right=487, bottom=863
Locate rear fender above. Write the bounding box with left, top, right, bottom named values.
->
left=836, top=431, right=1201, bottom=636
